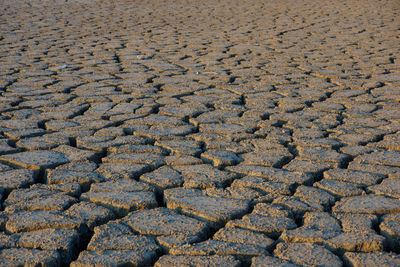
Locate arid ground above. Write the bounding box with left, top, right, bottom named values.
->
left=0, top=0, right=399, bottom=266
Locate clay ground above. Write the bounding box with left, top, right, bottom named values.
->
left=0, top=0, right=400, bottom=266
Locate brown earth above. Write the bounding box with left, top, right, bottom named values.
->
left=0, top=0, right=399, bottom=266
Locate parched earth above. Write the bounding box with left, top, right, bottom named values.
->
left=0, top=0, right=399, bottom=266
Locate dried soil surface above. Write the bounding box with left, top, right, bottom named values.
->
left=0, top=0, right=399, bottom=266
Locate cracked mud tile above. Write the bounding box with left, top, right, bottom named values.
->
left=80, top=189, right=157, bottom=217
left=274, top=242, right=342, bottom=267
left=201, top=149, right=242, bottom=167
left=155, top=140, right=202, bottom=156
left=213, top=227, right=275, bottom=251
left=0, top=248, right=60, bottom=266
left=173, top=164, right=238, bottom=188
left=272, top=195, right=325, bottom=219
left=139, top=166, right=184, bottom=191
left=121, top=207, right=209, bottom=248
left=155, top=255, right=240, bottom=267
left=3, top=186, right=76, bottom=212
left=353, top=151, right=400, bottom=167
left=281, top=212, right=341, bottom=243
left=251, top=255, right=299, bottom=267
left=46, top=168, right=104, bottom=191
left=71, top=249, right=159, bottom=267
left=0, top=169, right=35, bottom=194
left=64, top=201, right=115, bottom=230
left=102, top=152, right=165, bottom=169
left=226, top=203, right=297, bottom=238
left=368, top=178, right=400, bottom=198
left=293, top=185, right=336, bottom=209
left=325, top=232, right=387, bottom=254
left=347, top=162, right=400, bottom=176
left=0, top=150, right=69, bottom=171
left=164, top=188, right=250, bottom=225
left=94, top=163, right=152, bottom=180
left=17, top=228, right=80, bottom=263
left=380, top=213, right=400, bottom=252
left=335, top=213, right=378, bottom=234
left=333, top=195, right=400, bottom=214
left=227, top=164, right=314, bottom=185
left=169, top=240, right=268, bottom=260
left=231, top=176, right=292, bottom=195
left=15, top=136, right=70, bottom=150
left=314, top=179, right=365, bottom=197
left=324, top=168, right=385, bottom=186
left=5, top=210, right=84, bottom=233
left=343, top=252, right=400, bottom=267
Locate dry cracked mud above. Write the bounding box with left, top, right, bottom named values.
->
left=0, top=0, right=399, bottom=266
